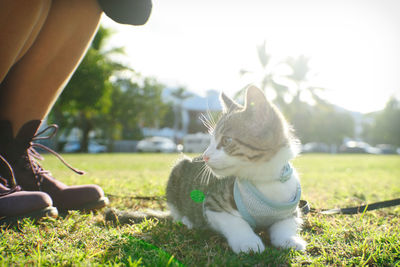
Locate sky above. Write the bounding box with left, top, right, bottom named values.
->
left=101, top=0, right=400, bottom=114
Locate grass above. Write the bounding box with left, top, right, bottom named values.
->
left=1, top=153, right=400, bottom=266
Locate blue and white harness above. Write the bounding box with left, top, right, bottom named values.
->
left=233, top=163, right=301, bottom=229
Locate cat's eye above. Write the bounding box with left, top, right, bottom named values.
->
left=220, top=136, right=233, bottom=147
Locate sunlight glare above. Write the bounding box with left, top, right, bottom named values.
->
left=103, top=0, right=400, bottom=113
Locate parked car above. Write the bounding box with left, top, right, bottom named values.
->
left=339, top=141, right=381, bottom=154
left=63, top=141, right=107, bottom=153
left=302, top=142, right=330, bottom=153
left=376, top=144, right=398, bottom=154
left=136, top=137, right=178, bottom=153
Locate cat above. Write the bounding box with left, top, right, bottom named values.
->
left=105, top=85, right=307, bottom=254
left=165, top=85, right=306, bottom=254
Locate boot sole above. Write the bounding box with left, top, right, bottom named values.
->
left=79, top=196, right=109, bottom=211
left=59, top=197, right=110, bottom=213
left=0, top=206, right=58, bottom=225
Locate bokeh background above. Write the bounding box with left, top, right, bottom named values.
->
left=46, top=0, right=400, bottom=155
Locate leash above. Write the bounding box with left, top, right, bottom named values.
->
left=300, top=198, right=400, bottom=215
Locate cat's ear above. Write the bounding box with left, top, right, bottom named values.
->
left=244, top=85, right=270, bottom=113
left=220, top=92, right=242, bottom=113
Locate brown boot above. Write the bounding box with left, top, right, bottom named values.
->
left=0, top=155, right=57, bottom=225
left=0, top=120, right=109, bottom=212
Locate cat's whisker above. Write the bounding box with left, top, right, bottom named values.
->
left=204, top=101, right=217, bottom=128
left=195, top=163, right=214, bottom=185
left=201, top=165, right=213, bottom=185
left=206, top=168, right=212, bottom=184
left=197, top=166, right=206, bottom=183
left=199, top=113, right=209, bottom=127
left=199, top=117, right=212, bottom=134
left=208, top=171, right=213, bottom=184
left=206, top=109, right=217, bottom=129
left=207, top=118, right=217, bottom=135
left=204, top=166, right=213, bottom=185
left=199, top=113, right=215, bottom=134
left=195, top=164, right=208, bottom=183
left=195, top=164, right=205, bottom=178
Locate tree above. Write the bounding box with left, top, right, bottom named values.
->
left=239, top=42, right=325, bottom=112
left=48, top=26, right=130, bottom=152
left=238, top=41, right=354, bottom=146
left=237, top=41, right=289, bottom=106
left=284, top=55, right=324, bottom=104
left=100, top=77, right=142, bottom=143
left=100, top=76, right=170, bottom=144
left=364, top=97, right=400, bottom=146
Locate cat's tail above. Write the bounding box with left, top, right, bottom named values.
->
left=104, top=208, right=171, bottom=224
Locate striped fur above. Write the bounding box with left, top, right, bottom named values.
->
left=166, top=85, right=305, bottom=253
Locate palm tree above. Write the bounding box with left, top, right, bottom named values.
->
left=238, top=41, right=289, bottom=107
left=284, top=55, right=324, bottom=105
left=240, top=42, right=326, bottom=109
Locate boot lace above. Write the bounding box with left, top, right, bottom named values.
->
left=0, top=154, right=21, bottom=196
left=27, top=124, right=85, bottom=189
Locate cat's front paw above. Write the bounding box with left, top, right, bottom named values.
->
left=272, top=236, right=307, bottom=251
left=228, top=234, right=265, bottom=254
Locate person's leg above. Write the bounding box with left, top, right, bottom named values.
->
left=0, top=0, right=51, bottom=83
left=0, top=0, right=108, bottom=211
left=0, top=0, right=102, bottom=135
left=0, top=1, right=58, bottom=223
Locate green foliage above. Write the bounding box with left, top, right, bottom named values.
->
left=290, top=102, right=354, bottom=145
left=102, top=77, right=169, bottom=142
left=49, top=26, right=125, bottom=152
left=49, top=26, right=171, bottom=151
left=1, top=153, right=399, bottom=266
left=138, top=78, right=171, bottom=129
left=363, top=97, right=400, bottom=146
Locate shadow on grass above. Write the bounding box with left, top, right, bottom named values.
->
left=101, top=211, right=296, bottom=267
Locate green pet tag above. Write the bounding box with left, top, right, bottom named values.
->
left=190, top=190, right=205, bottom=203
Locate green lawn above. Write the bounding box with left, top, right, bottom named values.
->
left=1, top=153, right=400, bottom=266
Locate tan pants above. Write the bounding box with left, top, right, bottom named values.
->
left=0, top=0, right=102, bottom=135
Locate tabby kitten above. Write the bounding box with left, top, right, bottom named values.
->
left=166, top=85, right=306, bottom=254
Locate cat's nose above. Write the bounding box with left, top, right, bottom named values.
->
left=203, top=155, right=210, bottom=162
